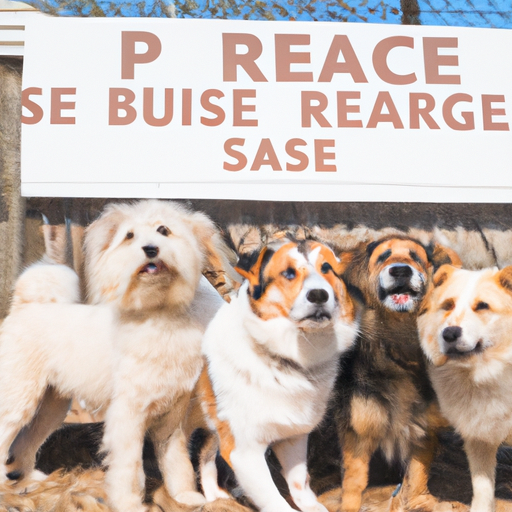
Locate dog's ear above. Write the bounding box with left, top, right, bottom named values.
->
left=235, top=246, right=270, bottom=282
left=188, top=211, right=229, bottom=268
left=426, top=243, right=462, bottom=272
left=366, top=240, right=382, bottom=258
left=235, top=247, right=275, bottom=300
left=433, top=264, right=457, bottom=288
left=336, top=251, right=354, bottom=276
left=84, top=205, right=126, bottom=259
left=188, top=212, right=241, bottom=297
left=497, top=265, right=512, bottom=294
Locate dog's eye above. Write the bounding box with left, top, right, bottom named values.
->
left=126, top=232, right=134, bottom=240
left=377, top=249, right=392, bottom=264
left=321, top=262, right=332, bottom=274
left=157, top=225, right=171, bottom=237
left=475, top=301, right=489, bottom=311
left=409, top=250, right=423, bottom=266
left=440, top=298, right=455, bottom=311
left=282, top=268, right=296, bottom=280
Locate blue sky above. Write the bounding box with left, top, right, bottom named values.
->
left=25, top=0, right=512, bottom=28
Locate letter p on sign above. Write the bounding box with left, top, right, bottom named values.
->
left=121, top=31, right=162, bottom=79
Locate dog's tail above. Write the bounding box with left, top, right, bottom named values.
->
left=10, top=261, right=80, bottom=310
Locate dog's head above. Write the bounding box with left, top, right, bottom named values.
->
left=235, top=240, right=355, bottom=331
left=84, top=200, right=219, bottom=312
left=344, top=235, right=461, bottom=314
left=419, top=265, right=512, bottom=367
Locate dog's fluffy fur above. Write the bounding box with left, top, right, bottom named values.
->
left=332, top=236, right=462, bottom=512
left=419, top=264, right=512, bottom=512
left=0, top=200, right=225, bottom=512
left=197, top=240, right=359, bottom=512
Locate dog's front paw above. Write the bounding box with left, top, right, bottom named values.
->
left=203, top=486, right=231, bottom=502
left=174, top=490, right=207, bottom=506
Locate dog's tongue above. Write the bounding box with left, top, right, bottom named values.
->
left=142, top=263, right=159, bottom=274
left=392, top=294, right=409, bottom=305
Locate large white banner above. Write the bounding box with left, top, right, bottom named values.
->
left=20, top=17, right=512, bottom=201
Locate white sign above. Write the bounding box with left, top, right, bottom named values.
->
left=20, top=17, right=512, bottom=201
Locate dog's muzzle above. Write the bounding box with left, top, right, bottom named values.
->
left=442, top=326, right=485, bottom=358
left=378, top=264, right=424, bottom=306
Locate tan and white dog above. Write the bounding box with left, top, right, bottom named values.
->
left=418, top=264, right=512, bottom=512
left=198, top=240, right=359, bottom=512
left=0, top=200, right=226, bottom=512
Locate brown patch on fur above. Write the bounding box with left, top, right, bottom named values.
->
left=431, top=243, right=463, bottom=270
left=498, top=265, right=512, bottom=294
left=350, top=396, right=388, bottom=441
left=390, top=433, right=439, bottom=512
left=340, top=432, right=373, bottom=512
left=434, top=265, right=457, bottom=288
left=197, top=367, right=236, bottom=467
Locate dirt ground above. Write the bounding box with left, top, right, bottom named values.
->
left=1, top=423, right=512, bottom=512
left=2, top=475, right=512, bottom=512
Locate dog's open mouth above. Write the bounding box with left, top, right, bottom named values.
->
left=390, top=294, right=410, bottom=305
left=380, top=285, right=418, bottom=303
left=138, top=261, right=168, bottom=275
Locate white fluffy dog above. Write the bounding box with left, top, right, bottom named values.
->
left=198, top=240, right=359, bottom=512
left=0, top=200, right=225, bottom=512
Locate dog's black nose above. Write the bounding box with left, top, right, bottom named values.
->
left=388, top=265, right=413, bottom=278
left=307, top=289, right=329, bottom=304
left=442, top=326, right=462, bottom=343
left=142, top=245, right=159, bottom=258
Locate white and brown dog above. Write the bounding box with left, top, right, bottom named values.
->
left=197, top=240, right=359, bottom=512
left=419, top=264, right=512, bottom=512
left=0, top=200, right=226, bottom=512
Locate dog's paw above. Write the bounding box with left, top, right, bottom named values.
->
left=203, top=486, right=231, bottom=502
left=27, top=469, right=47, bottom=482
left=174, top=490, right=207, bottom=506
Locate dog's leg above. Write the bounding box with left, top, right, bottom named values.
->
left=149, top=408, right=206, bottom=507
left=0, top=374, right=47, bottom=483
left=390, top=432, right=438, bottom=512
left=230, top=441, right=295, bottom=512
left=464, top=438, right=499, bottom=512
left=103, top=397, right=147, bottom=512
left=273, top=434, right=328, bottom=512
left=199, top=431, right=231, bottom=502
left=7, top=386, right=71, bottom=481
left=339, top=430, right=374, bottom=512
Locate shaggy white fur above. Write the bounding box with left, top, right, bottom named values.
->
left=200, top=241, right=359, bottom=512
left=0, top=200, right=225, bottom=512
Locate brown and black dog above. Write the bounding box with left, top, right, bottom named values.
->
left=332, top=235, right=462, bottom=512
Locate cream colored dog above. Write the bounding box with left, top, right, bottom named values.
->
left=0, top=200, right=225, bottom=512
left=419, top=264, right=512, bottom=512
